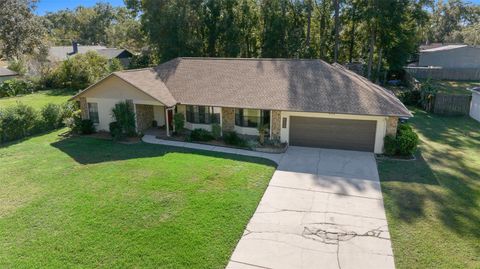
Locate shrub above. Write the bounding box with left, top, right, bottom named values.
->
left=396, top=124, right=419, bottom=156
left=7, top=59, right=27, bottom=76
left=0, top=103, right=38, bottom=142
left=383, top=135, right=398, bottom=156
left=79, top=119, right=95, bottom=134
left=0, top=79, right=34, bottom=97
left=48, top=51, right=123, bottom=90
left=111, top=101, right=136, bottom=137
left=41, top=103, right=63, bottom=130
left=211, top=123, right=221, bottom=139
left=383, top=124, right=419, bottom=156
left=63, top=108, right=83, bottom=134
left=258, top=124, right=269, bottom=145
left=399, top=90, right=421, bottom=107
left=223, top=131, right=247, bottom=147
left=190, top=128, right=214, bottom=141
left=420, top=80, right=437, bottom=111
left=173, top=112, right=185, bottom=134
left=109, top=121, right=123, bottom=140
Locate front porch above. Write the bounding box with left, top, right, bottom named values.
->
left=134, top=103, right=282, bottom=140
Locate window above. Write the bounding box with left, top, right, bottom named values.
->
left=282, top=117, right=287, bottom=128
left=186, top=105, right=219, bottom=124
left=235, top=109, right=270, bottom=128
left=88, top=102, right=99, bottom=123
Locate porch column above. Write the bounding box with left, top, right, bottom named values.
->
left=221, top=107, right=235, bottom=133
left=270, top=110, right=282, bottom=140
left=79, top=97, right=89, bottom=119
left=165, top=107, right=170, bottom=136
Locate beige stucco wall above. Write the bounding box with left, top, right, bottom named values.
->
left=419, top=47, right=480, bottom=68
left=80, top=75, right=164, bottom=131
left=279, top=111, right=390, bottom=154
left=136, top=104, right=154, bottom=132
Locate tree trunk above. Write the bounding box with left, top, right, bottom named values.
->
left=305, top=0, right=312, bottom=50
left=348, top=3, right=356, bottom=63
left=376, top=47, right=383, bottom=83
left=367, top=27, right=376, bottom=80
left=319, top=0, right=328, bottom=59
left=333, top=0, right=340, bottom=62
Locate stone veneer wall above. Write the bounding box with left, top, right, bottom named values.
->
left=136, top=104, right=154, bottom=132
left=80, top=97, right=89, bottom=119
left=222, top=107, right=235, bottom=132
left=271, top=110, right=281, bottom=140
left=386, top=117, right=398, bottom=137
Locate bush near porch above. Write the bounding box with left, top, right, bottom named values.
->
left=0, top=129, right=276, bottom=268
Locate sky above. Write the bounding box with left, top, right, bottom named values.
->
left=34, top=0, right=480, bottom=15
left=35, top=0, right=126, bottom=15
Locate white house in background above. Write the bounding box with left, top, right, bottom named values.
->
left=470, top=88, right=480, bottom=122
left=0, top=67, right=18, bottom=83
left=419, top=45, right=480, bottom=68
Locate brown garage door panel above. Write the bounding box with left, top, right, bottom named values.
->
left=289, top=117, right=377, bottom=152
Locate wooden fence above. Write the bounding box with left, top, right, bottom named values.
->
left=405, top=67, right=480, bottom=81
left=433, top=93, right=472, bottom=115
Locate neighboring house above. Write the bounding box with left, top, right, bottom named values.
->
left=72, top=58, right=411, bottom=154
left=0, top=67, right=18, bottom=83
left=418, top=44, right=480, bottom=68
left=470, top=87, right=480, bottom=123
left=49, top=42, right=133, bottom=67
left=406, top=44, right=480, bottom=80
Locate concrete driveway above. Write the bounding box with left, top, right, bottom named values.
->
left=227, top=146, right=394, bottom=269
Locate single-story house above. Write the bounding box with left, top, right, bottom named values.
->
left=72, top=58, right=411, bottom=153
left=49, top=42, right=133, bottom=67
left=0, top=67, right=18, bottom=83
left=419, top=44, right=480, bottom=68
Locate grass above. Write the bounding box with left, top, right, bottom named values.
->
left=0, top=130, right=276, bottom=268
left=0, top=89, right=75, bottom=110
left=424, top=80, right=480, bottom=95
left=378, top=109, right=480, bottom=268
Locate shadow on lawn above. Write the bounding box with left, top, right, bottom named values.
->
left=50, top=136, right=276, bottom=167
left=380, top=109, right=480, bottom=241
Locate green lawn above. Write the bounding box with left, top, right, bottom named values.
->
left=0, top=130, right=276, bottom=268
left=0, top=89, right=75, bottom=109
left=378, top=109, right=480, bottom=268
left=425, top=80, right=479, bottom=95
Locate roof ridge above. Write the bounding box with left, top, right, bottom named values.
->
left=332, top=63, right=412, bottom=117
left=178, top=57, right=327, bottom=62
left=115, top=67, right=156, bottom=73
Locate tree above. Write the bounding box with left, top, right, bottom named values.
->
left=333, top=0, right=340, bottom=62
left=0, top=0, right=46, bottom=60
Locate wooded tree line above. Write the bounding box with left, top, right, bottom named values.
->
left=1, top=0, right=479, bottom=81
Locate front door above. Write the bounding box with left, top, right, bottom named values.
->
left=167, top=109, right=173, bottom=130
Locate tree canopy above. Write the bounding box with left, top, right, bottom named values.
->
left=1, top=0, right=479, bottom=82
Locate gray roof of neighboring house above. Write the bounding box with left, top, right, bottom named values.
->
left=420, top=44, right=469, bottom=52
left=48, top=46, right=132, bottom=61
left=0, top=67, right=18, bottom=77
left=97, top=48, right=133, bottom=59
left=77, top=57, right=412, bottom=117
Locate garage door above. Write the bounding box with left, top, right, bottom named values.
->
left=289, top=117, right=377, bottom=152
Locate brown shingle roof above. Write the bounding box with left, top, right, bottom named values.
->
left=78, top=57, right=411, bottom=117
left=114, top=70, right=176, bottom=106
